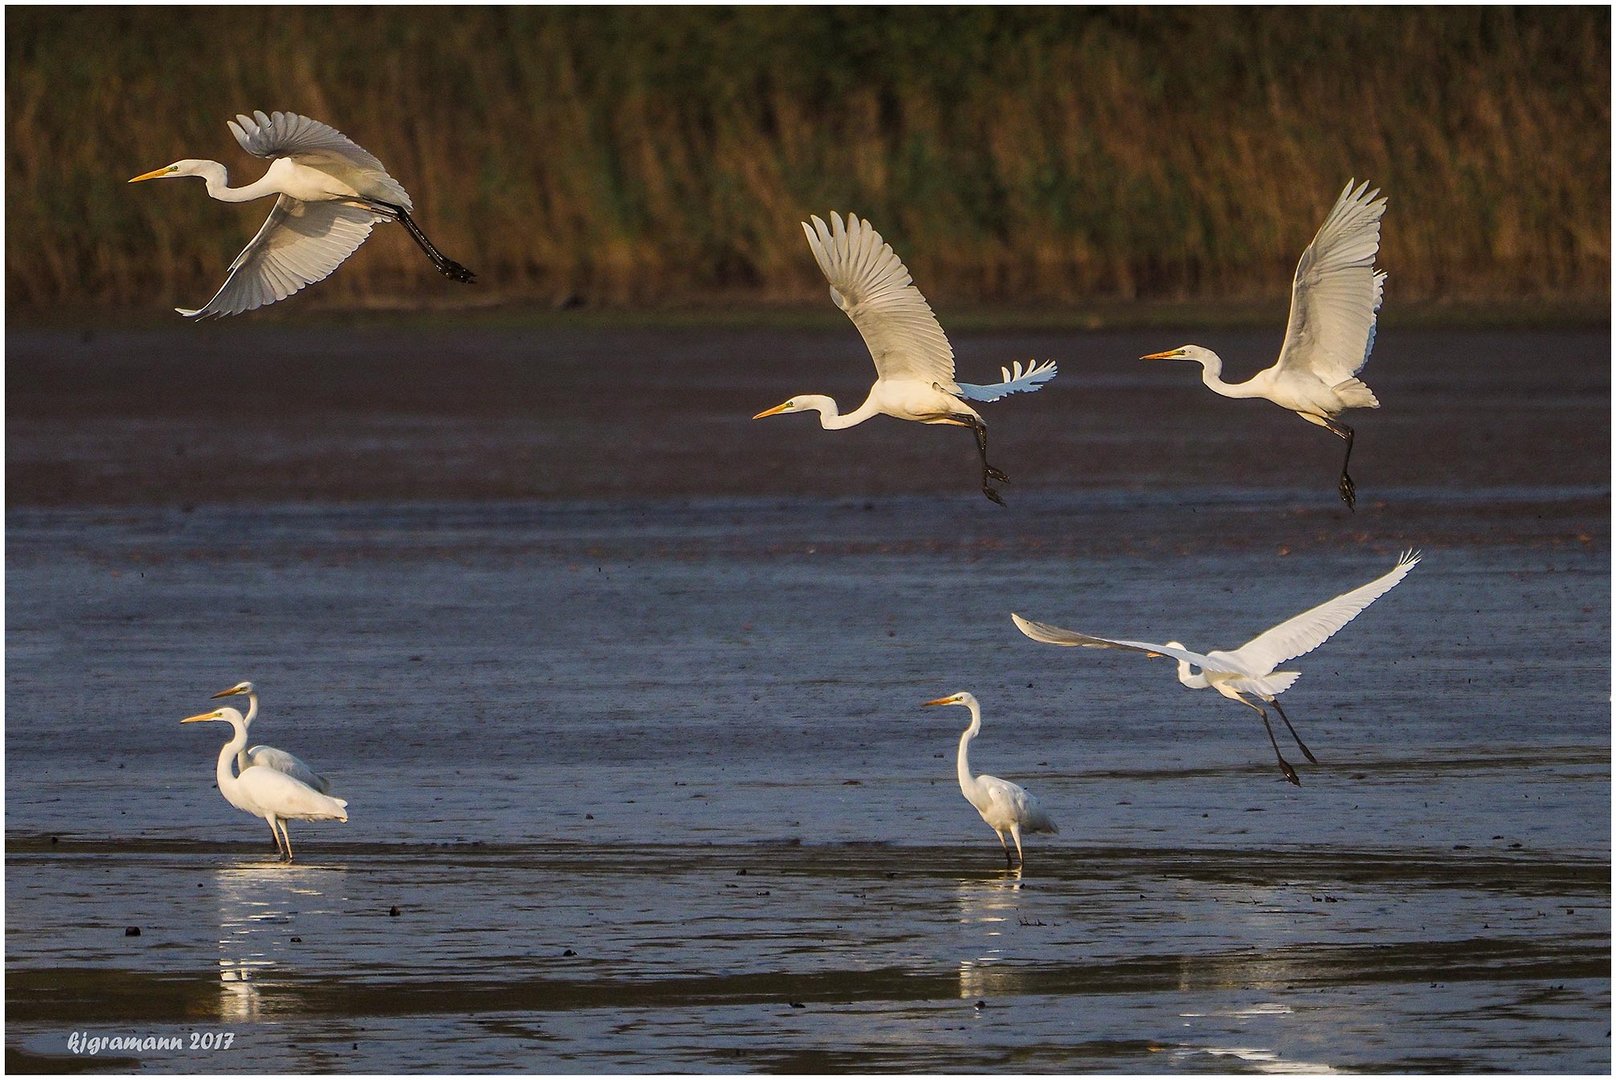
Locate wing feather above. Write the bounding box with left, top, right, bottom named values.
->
left=228, top=110, right=411, bottom=209
left=179, top=196, right=385, bottom=319
left=1275, top=180, right=1388, bottom=384
left=1011, top=614, right=1217, bottom=669
left=247, top=744, right=331, bottom=794
left=802, top=212, right=957, bottom=388
left=1229, top=551, right=1420, bottom=673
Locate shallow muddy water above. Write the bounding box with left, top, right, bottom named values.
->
left=6, top=325, right=1610, bottom=1071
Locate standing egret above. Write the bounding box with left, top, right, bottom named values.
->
left=181, top=707, right=349, bottom=862
left=210, top=681, right=331, bottom=794
left=1011, top=550, right=1420, bottom=785
left=1142, top=180, right=1388, bottom=509
left=923, top=692, right=1058, bottom=867
left=129, top=110, right=475, bottom=318
left=754, top=212, right=1057, bottom=505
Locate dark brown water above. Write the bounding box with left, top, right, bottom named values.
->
left=6, top=324, right=1609, bottom=1072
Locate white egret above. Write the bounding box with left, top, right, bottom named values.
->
left=1142, top=180, right=1388, bottom=509
left=1012, top=550, right=1420, bottom=786
left=210, top=681, right=331, bottom=794
left=129, top=110, right=475, bottom=318
left=754, top=212, right=1057, bottom=505
left=923, top=692, right=1058, bottom=867
left=181, top=707, right=349, bottom=862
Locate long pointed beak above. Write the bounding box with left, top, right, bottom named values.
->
left=180, top=710, right=221, bottom=724
left=210, top=687, right=241, bottom=699
left=753, top=402, right=791, bottom=420
left=920, top=696, right=954, bottom=707
left=1139, top=349, right=1183, bottom=361
left=128, top=167, right=171, bottom=183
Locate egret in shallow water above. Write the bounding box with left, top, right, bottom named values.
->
left=1012, top=550, right=1420, bottom=786
left=923, top=692, right=1058, bottom=867
left=129, top=110, right=475, bottom=318
left=754, top=212, right=1057, bottom=505
left=1142, top=180, right=1388, bottom=509
left=210, top=681, right=331, bottom=794
left=182, top=707, right=349, bottom=862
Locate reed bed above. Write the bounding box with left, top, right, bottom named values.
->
left=6, top=7, right=1608, bottom=313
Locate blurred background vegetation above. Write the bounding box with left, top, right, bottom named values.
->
left=6, top=6, right=1609, bottom=318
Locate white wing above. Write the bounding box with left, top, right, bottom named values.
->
left=1228, top=550, right=1421, bottom=673
left=979, top=775, right=1058, bottom=833
left=179, top=195, right=386, bottom=319
left=228, top=110, right=411, bottom=208
left=957, top=359, right=1059, bottom=402
left=247, top=744, right=331, bottom=794
left=1274, top=179, right=1388, bottom=384
left=802, top=212, right=957, bottom=389
left=1011, top=613, right=1218, bottom=670
left=237, top=766, right=349, bottom=821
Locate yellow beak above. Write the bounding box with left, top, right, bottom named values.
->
left=752, top=402, right=791, bottom=420
left=128, top=166, right=172, bottom=183
left=180, top=710, right=221, bottom=724
left=210, top=687, right=241, bottom=699
left=920, top=696, right=955, bottom=707
left=1139, top=349, right=1183, bottom=361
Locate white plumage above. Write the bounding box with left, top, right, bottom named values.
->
left=130, top=110, right=474, bottom=319
left=1142, top=180, right=1389, bottom=509
left=1012, top=550, right=1420, bottom=785
left=754, top=212, right=1057, bottom=505
left=211, top=680, right=332, bottom=795
left=923, top=691, right=1058, bottom=868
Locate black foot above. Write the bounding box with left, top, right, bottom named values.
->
left=986, top=465, right=1010, bottom=483
left=1338, top=471, right=1356, bottom=510
left=983, top=485, right=1007, bottom=507
left=1278, top=759, right=1301, bottom=786
left=437, top=259, right=477, bottom=284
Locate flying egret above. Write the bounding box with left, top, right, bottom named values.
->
left=922, top=692, right=1058, bottom=867
left=210, top=681, right=332, bottom=794
left=1142, top=180, right=1388, bottom=509
left=754, top=212, right=1057, bottom=505
left=1012, top=550, right=1420, bottom=786
left=129, top=110, right=475, bottom=318
left=181, top=707, right=349, bottom=862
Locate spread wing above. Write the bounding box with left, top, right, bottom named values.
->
left=1274, top=180, right=1388, bottom=384
left=1010, top=614, right=1217, bottom=670
left=1228, top=550, right=1420, bottom=673
left=802, top=212, right=957, bottom=390
left=179, top=195, right=386, bottom=319
left=228, top=110, right=411, bottom=209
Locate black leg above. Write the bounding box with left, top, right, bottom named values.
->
left=954, top=414, right=1008, bottom=505
left=1242, top=698, right=1300, bottom=786
left=375, top=201, right=476, bottom=283
left=1324, top=419, right=1356, bottom=510
left=1269, top=698, right=1318, bottom=764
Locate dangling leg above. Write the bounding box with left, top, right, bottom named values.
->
left=1268, top=698, right=1317, bottom=764
left=372, top=201, right=477, bottom=283
left=1238, top=698, right=1301, bottom=786
left=952, top=413, right=1008, bottom=505
left=1322, top=418, right=1357, bottom=511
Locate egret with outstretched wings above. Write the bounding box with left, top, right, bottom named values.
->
left=754, top=212, right=1057, bottom=504
left=1142, top=180, right=1388, bottom=509
left=130, top=110, right=474, bottom=318
left=1012, top=551, right=1420, bottom=785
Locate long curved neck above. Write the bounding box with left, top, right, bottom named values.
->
left=1175, top=658, right=1210, bottom=689
left=1190, top=350, right=1263, bottom=399
left=235, top=692, right=259, bottom=772
left=956, top=702, right=983, bottom=799
left=807, top=393, right=881, bottom=431
left=192, top=160, right=280, bottom=203
left=215, top=717, right=249, bottom=795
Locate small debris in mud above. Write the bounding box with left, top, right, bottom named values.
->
left=389, top=906, right=401, bottom=917
left=788, top=1002, right=805, bottom=1009
left=124, top=926, right=140, bottom=937
left=562, top=949, right=576, bottom=957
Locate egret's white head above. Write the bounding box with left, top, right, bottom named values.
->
left=1140, top=345, right=1215, bottom=365
left=753, top=396, right=831, bottom=420
left=922, top=691, right=978, bottom=710
left=181, top=706, right=245, bottom=725
left=128, top=159, right=212, bottom=183
left=211, top=681, right=255, bottom=699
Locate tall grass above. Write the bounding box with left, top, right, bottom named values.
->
left=6, top=7, right=1608, bottom=312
